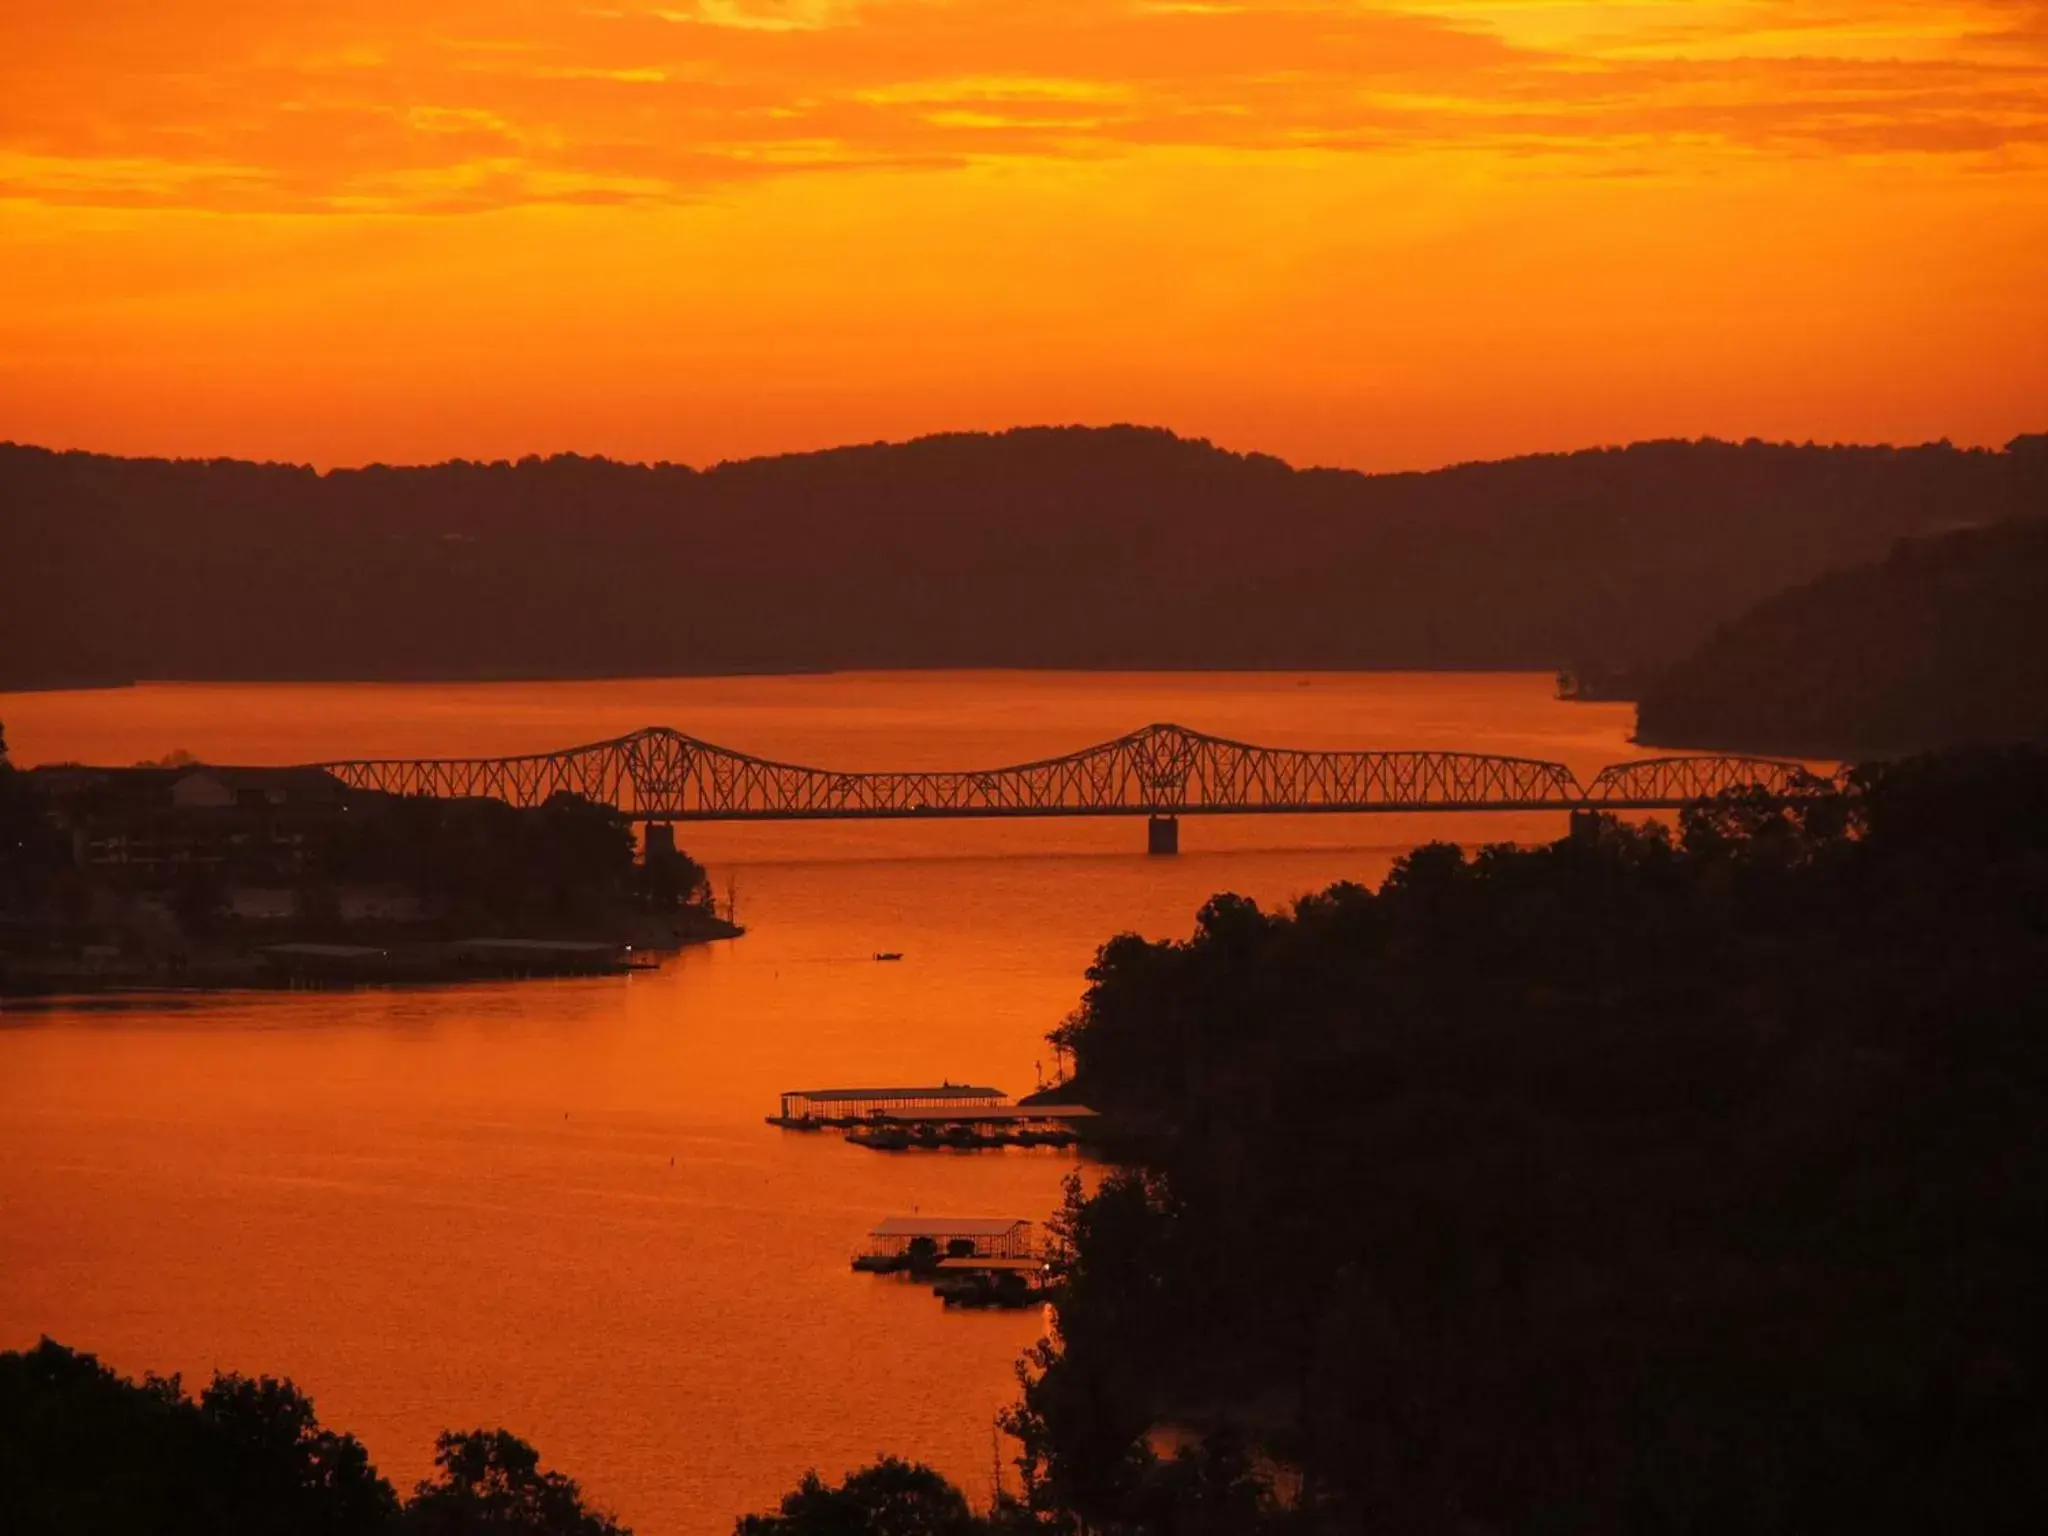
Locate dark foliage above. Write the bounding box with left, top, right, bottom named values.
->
left=1637, top=515, right=2048, bottom=755
left=1015, top=750, right=2048, bottom=1534
left=406, top=1430, right=628, bottom=1536
left=0, top=1340, right=397, bottom=1536
left=0, top=1341, right=625, bottom=1536
left=0, top=723, right=35, bottom=879
left=735, top=1457, right=986, bottom=1536
left=0, top=721, right=65, bottom=903
left=309, top=791, right=683, bottom=928
left=5, top=430, right=2045, bottom=688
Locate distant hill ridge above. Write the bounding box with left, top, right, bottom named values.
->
left=1636, top=513, right=2048, bottom=758
left=4, top=425, right=2044, bottom=689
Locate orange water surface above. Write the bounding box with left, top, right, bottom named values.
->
left=0, top=672, right=1641, bottom=1532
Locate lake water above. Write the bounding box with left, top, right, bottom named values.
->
left=0, top=672, right=1642, bottom=1533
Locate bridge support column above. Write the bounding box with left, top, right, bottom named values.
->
left=1146, top=815, right=1180, bottom=856
left=641, top=821, right=691, bottom=907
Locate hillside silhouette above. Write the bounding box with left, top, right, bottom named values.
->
left=5, top=427, right=2044, bottom=688
left=1010, top=751, right=2048, bottom=1532
left=1637, top=510, right=2048, bottom=756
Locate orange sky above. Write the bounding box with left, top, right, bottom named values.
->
left=2, top=0, right=2045, bottom=470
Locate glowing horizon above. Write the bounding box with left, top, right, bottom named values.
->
left=4, top=421, right=2041, bottom=481
left=4, top=0, right=2045, bottom=472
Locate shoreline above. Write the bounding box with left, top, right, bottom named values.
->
left=0, top=917, right=745, bottom=1004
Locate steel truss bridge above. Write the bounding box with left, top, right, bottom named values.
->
left=310, top=724, right=1833, bottom=848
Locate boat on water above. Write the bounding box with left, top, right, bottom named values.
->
left=873, top=951, right=904, bottom=961
left=847, top=1124, right=913, bottom=1151
left=931, top=1257, right=1056, bottom=1309
left=1012, top=1126, right=1079, bottom=1149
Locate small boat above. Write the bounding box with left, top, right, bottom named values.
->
left=935, top=1271, right=1041, bottom=1309
left=873, top=951, right=904, bottom=962
left=848, top=1125, right=912, bottom=1152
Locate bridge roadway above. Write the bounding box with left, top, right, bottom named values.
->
left=309, top=723, right=1833, bottom=852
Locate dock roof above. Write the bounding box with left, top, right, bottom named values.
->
left=789, top=1085, right=1003, bottom=1103
left=870, top=1216, right=1029, bottom=1239
left=878, top=1105, right=1097, bottom=1122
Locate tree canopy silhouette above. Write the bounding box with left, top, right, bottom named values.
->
left=1006, top=749, right=2048, bottom=1534
left=734, top=1457, right=986, bottom=1536
left=406, top=1430, right=627, bottom=1536
left=0, top=1342, right=628, bottom=1536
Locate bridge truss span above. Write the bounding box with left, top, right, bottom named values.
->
left=311, top=723, right=1833, bottom=824
left=1582, top=755, right=1835, bottom=808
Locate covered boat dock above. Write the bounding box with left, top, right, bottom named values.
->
left=864, top=1216, right=1036, bottom=1261
left=772, top=1083, right=1006, bottom=1125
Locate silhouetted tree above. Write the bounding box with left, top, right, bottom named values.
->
left=195, top=1373, right=400, bottom=1536
left=0, top=1339, right=397, bottom=1536
left=0, top=1342, right=632, bottom=1536
left=404, top=1430, right=627, bottom=1536
left=312, top=792, right=655, bottom=933
left=735, top=1457, right=984, bottom=1536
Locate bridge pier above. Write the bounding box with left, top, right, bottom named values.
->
left=643, top=822, right=678, bottom=863
left=641, top=820, right=691, bottom=906
left=1147, top=815, right=1180, bottom=856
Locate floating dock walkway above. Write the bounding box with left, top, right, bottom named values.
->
left=767, top=1083, right=1099, bottom=1147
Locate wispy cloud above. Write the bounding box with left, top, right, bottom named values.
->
left=1, top=0, right=2041, bottom=212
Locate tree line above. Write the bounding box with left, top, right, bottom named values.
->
left=1, top=1339, right=996, bottom=1536
left=7, top=430, right=2044, bottom=689
left=0, top=1341, right=624, bottom=1536
left=1636, top=512, right=2048, bottom=757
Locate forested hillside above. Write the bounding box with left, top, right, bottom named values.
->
left=5, top=428, right=2044, bottom=688
left=1014, top=753, right=2048, bottom=1533
left=1636, top=513, right=2048, bottom=756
